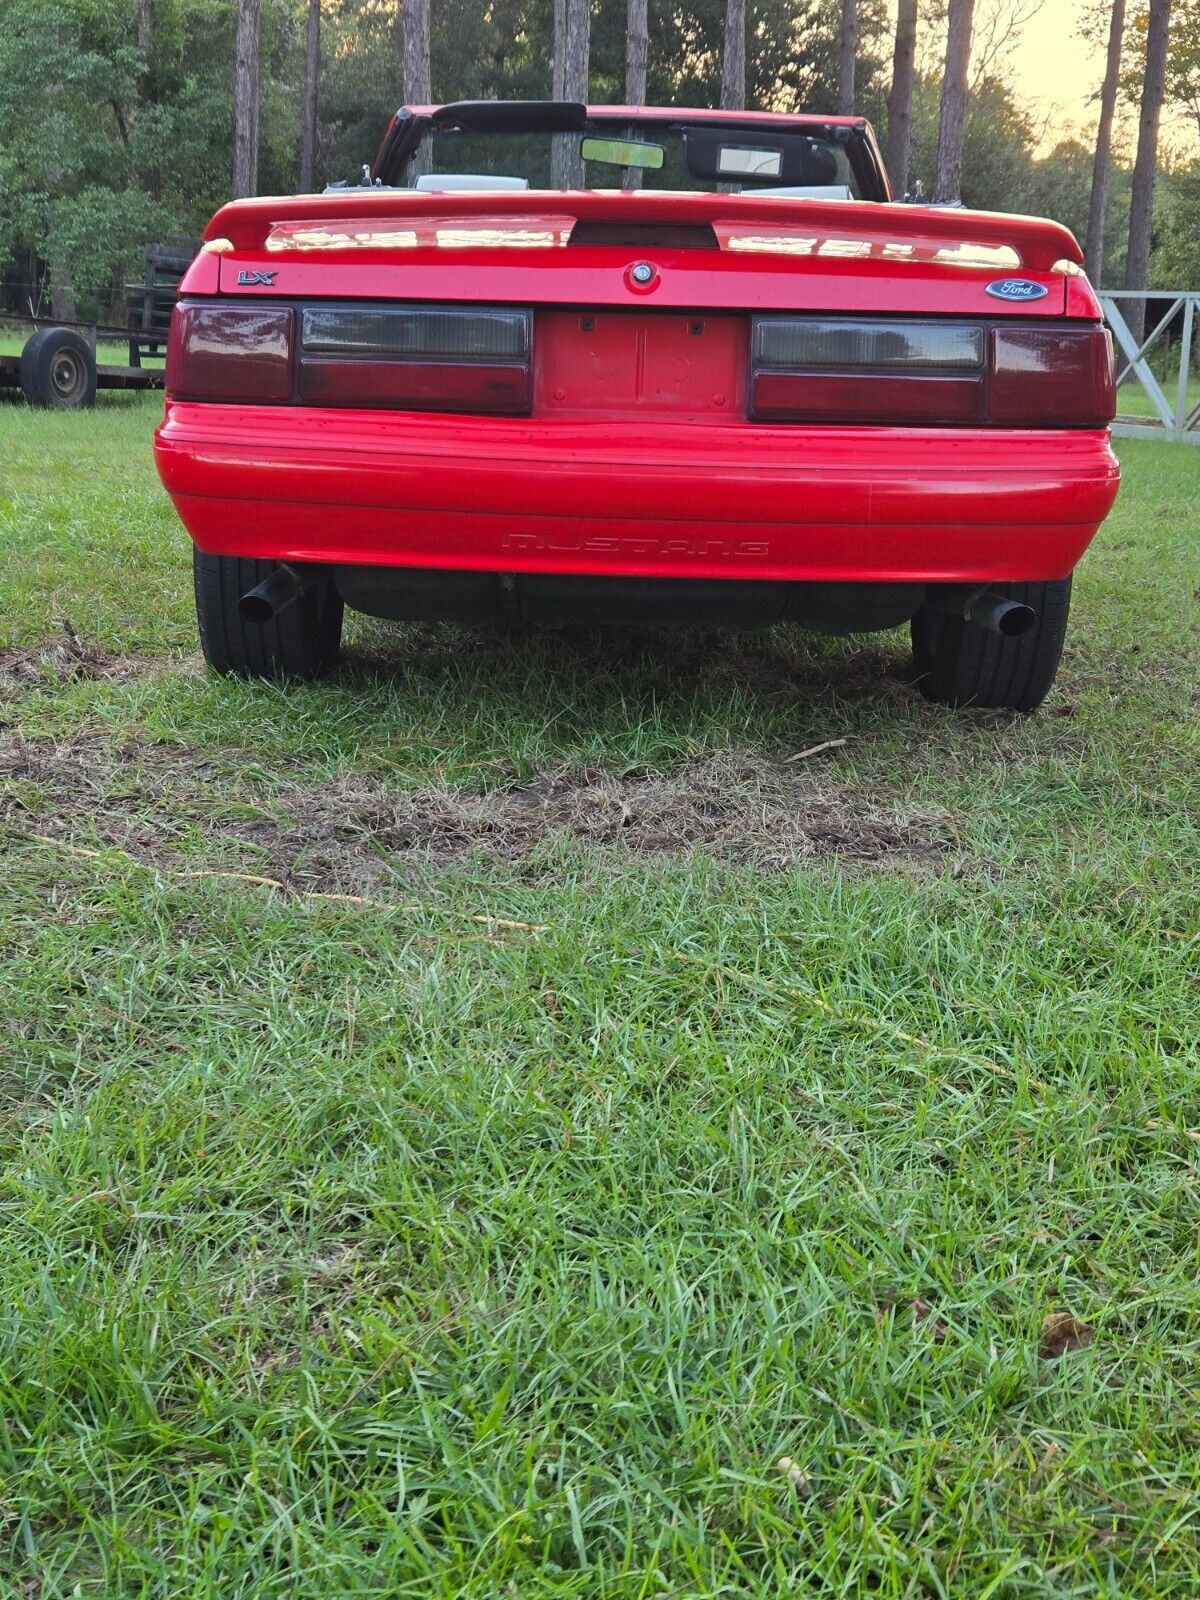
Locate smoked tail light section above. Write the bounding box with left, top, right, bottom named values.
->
left=989, top=326, right=1116, bottom=425
left=166, top=304, right=295, bottom=402
left=298, top=305, right=531, bottom=415
left=749, top=316, right=1115, bottom=427
left=166, top=301, right=532, bottom=414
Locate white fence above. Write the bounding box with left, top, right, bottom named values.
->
left=1099, top=290, right=1200, bottom=444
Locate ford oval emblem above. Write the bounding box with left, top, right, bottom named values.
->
left=985, top=278, right=1049, bottom=302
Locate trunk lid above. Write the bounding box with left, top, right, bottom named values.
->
left=205, top=189, right=1081, bottom=318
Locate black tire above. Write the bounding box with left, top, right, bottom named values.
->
left=19, top=328, right=97, bottom=409
left=910, top=578, right=1072, bottom=712
left=193, top=551, right=343, bottom=679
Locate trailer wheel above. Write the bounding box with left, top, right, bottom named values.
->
left=19, top=328, right=97, bottom=409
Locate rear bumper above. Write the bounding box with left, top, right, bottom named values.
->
left=154, top=404, right=1120, bottom=583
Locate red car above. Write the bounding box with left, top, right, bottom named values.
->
left=155, top=101, right=1119, bottom=710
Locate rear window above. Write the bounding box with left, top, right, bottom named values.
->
left=411, top=121, right=865, bottom=199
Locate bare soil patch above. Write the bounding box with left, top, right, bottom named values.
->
left=328, top=763, right=949, bottom=871
left=0, top=623, right=163, bottom=689
left=3, top=731, right=953, bottom=895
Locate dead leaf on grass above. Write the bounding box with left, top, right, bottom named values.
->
left=911, top=1297, right=949, bottom=1343
left=1039, top=1311, right=1094, bottom=1360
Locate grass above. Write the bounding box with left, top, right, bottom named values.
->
left=1, top=393, right=1198, bottom=1598
left=0, top=328, right=144, bottom=366
left=1115, top=373, right=1200, bottom=425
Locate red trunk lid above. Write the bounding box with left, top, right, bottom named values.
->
left=198, top=189, right=1090, bottom=320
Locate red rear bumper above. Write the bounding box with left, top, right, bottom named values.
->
left=154, top=403, right=1120, bottom=583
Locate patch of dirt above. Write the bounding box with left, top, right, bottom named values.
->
left=0, top=622, right=161, bottom=688
left=324, top=762, right=949, bottom=872
left=1038, top=1311, right=1094, bottom=1360
left=3, top=732, right=953, bottom=897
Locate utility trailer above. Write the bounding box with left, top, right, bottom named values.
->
left=0, top=242, right=195, bottom=408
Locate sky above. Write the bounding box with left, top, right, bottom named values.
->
left=914, top=0, right=1196, bottom=158
left=1004, top=0, right=1103, bottom=144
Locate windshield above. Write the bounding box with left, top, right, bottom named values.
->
left=384, top=116, right=877, bottom=201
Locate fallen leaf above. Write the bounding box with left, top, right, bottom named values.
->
left=1039, top=1311, right=1094, bottom=1360
left=911, top=1297, right=949, bottom=1342
left=775, top=1456, right=811, bottom=1495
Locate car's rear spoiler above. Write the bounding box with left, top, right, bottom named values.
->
left=205, top=189, right=1084, bottom=274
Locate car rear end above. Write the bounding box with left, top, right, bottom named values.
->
left=154, top=119, right=1119, bottom=707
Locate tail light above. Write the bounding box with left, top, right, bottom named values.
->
left=298, top=305, right=531, bottom=413
left=749, top=316, right=1114, bottom=427
left=989, top=326, right=1115, bottom=424
left=166, top=304, right=295, bottom=401
left=167, top=300, right=532, bottom=414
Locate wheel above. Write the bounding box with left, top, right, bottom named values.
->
left=19, top=328, right=97, bottom=409
left=193, top=551, right=343, bottom=679
left=910, top=578, right=1072, bottom=711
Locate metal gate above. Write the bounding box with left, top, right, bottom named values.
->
left=1100, top=290, right=1200, bottom=444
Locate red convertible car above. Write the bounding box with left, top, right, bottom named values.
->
left=155, top=101, right=1120, bottom=709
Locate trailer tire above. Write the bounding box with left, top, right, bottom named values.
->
left=19, top=328, right=97, bottom=409
left=194, top=551, right=343, bottom=679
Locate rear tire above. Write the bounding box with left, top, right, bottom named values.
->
left=910, top=578, right=1072, bottom=711
left=193, top=551, right=343, bottom=679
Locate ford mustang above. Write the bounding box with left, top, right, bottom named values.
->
left=154, top=100, right=1120, bottom=709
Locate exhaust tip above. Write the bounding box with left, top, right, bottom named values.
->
left=238, top=563, right=306, bottom=626
left=238, top=594, right=275, bottom=624
left=995, top=602, right=1036, bottom=638
left=924, top=587, right=1040, bottom=638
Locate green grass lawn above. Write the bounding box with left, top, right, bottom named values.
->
left=0, top=328, right=143, bottom=366
left=1115, top=374, right=1200, bottom=425
left=1, top=395, right=1198, bottom=1598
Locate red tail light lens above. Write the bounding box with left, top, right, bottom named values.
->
left=750, top=315, right=1115, bottom=428
left=166, top=304, right=294, bottom=401
left=990, top=326, right=1115, bottom=425
left=752, top=371, right=982, bottom=423
left=299, top=358, right=531, bottom=413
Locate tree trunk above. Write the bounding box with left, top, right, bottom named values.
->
left=551, top=0, right=589, bottom=184
left=563, top=0, right=590, bottom=102
left=1084, top=0, right=1126, bottom=284
left=552, top=0, right=566, bottom=98
left=1123, top=0, right=1171, bottom=342
left=136, top=0, right=154, bottom=56
left=401, top=0, right=431, bottom=178
left=402, top=0, right=431, bottom=102
left=721, top=0, right=746, bottom=109
left=232, top=0, right=261, bottom=199
left=136, top=0, right=159, bottom=199
left=49, top=263, right=76, bottom=324
left=837, top=0, right=858, bottom=116
left=625, top=0, right=648, bottom=105
left=933, top=0, right=974, bottom=204
left=886, top=0, right=917, bottom=199
left=299, top=0, right=320, bottom=191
